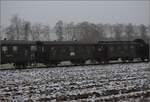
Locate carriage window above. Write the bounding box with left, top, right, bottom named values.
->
left=51, top=47, right=57, bottom=56
left=69, top=46, right=75, bottom=56
left=42, top=47, right=44, bottom=52
left=51, top=47, right=55, bottom=51
left=31, top=46, right=37, bottom=51
left=98, top=48, right=102, bottom=51
left=130, top=45, right=134, bottom=49
left=61, top=47, right=67, bottom=53
left=109, top=47, right=114, bottom=51
left=117, top=46, right=122, bottom=50
left=2, top=46, right=8, bottom=52
left=13, top=46, right=18, bottom=52
left=98, top=46, right=103, bottom=51
left=140, top=44, right=143, bottom=47
left=69, top=46, right=74, bottom=52
left=124, top=46, right=128, bottom=50
left=86, top=46, right=90, bottom=54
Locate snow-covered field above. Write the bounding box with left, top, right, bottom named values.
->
left=0, top=63, right=150, bottom=101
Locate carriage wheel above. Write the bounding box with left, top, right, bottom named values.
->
left=128, top=58, right=133, bottom=62
left=45, top=63, right=51, bottom=67
left=141, top=58, right=145, bottom=62
left=121, top=58, right=127, bottom=62
left=14, top=63, right=27, bottom=68
left=71, top=59, right=85, bottom=65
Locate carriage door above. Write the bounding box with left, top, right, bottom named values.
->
left=36, top=41, right=44, bottom=63
left=96, top=45, right=107, bottom=61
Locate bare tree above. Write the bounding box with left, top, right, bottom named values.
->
left=30, top=23, right=50, bottom=41
left=22, top=21, right=31, bottom=40
left=113, top=24, right=123, bottom=41
left=31, top=23, right=41, bottom=41
left=125, top=23, right=135, bottom=41
left=0, top=25, right=2, bottom=40
left=75, top=22, right=100, bottom=43
left=96, top=24, right=105, bottom=40
left=11, top=15, right=22, bottom=40
left=63, top=22, right=76, bottom=41
left=139, top=24, right=149, bottom=42
left=4, top=15, right=22, bottom=40
left=5, top=25, right=15, bottom=40
left=55, top=20, right=63, bottom=41
left=42, top=25, right=50, bottom=41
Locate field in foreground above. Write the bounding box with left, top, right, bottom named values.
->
left=0, top=62, right=150, bottom=102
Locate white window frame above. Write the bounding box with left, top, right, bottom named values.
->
left=2, top=46, right=8, bottom=52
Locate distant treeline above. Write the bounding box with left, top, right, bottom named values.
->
left=0, top=15, right=150, bottom=43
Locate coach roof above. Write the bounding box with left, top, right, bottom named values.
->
left=0, top=40, right=36, bottom=45
left=0, top=40, right=96, bottom=45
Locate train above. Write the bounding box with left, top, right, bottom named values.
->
left=0, top=39, right=149, bottom=68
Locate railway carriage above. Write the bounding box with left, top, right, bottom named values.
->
left=95, top=40, right=149, bottom=63
left=40, top=41, right=95, bottom=65
left=0, top=40, right=37, bottom=67
left=0, top=39, right=149, bottom=68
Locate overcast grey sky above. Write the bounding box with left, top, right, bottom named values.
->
left=1, top=1, right=150, bottom=28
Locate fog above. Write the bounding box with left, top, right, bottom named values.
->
left=1, top=1, right=149, bottom=28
